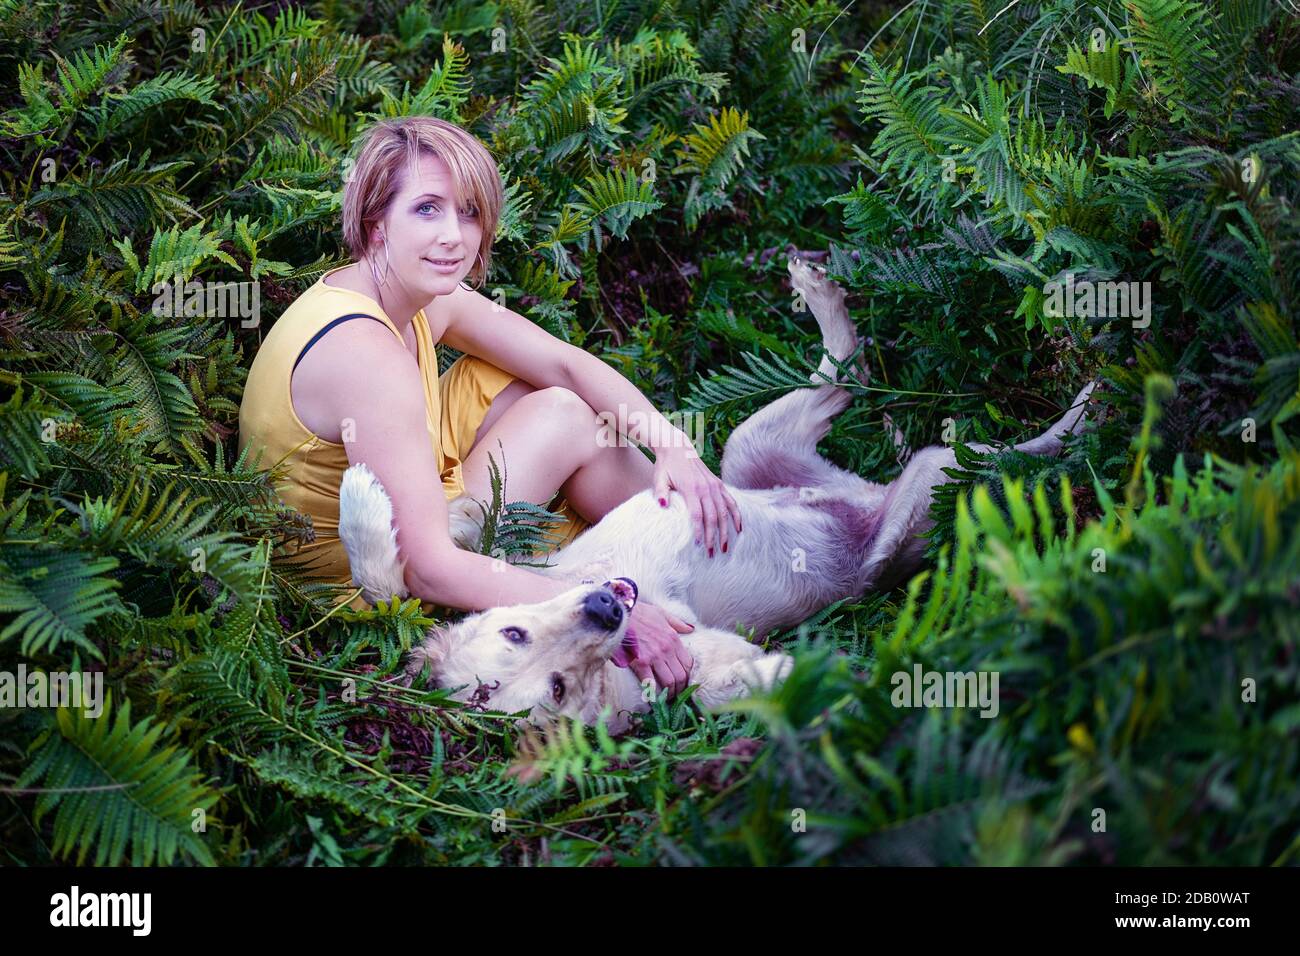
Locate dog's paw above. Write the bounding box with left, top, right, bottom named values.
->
left=735, top=653, right=794, bottom=692
left=403, top=628, right=449, bottom=686
left=787, top=256, right=846, bottom=313
left=446, top=496, right=485, bottom=552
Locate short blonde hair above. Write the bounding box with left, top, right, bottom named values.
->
left=342, top=117, right=503, bottom=288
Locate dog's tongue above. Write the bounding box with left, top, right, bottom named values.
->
left=603, top=577, right=638, bottom=611
left=601, top=578, right=638, bottom=667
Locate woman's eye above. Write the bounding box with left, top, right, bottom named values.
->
left=551, top=674, right=565, bottom=703
left=501, top=626, right=528, bottom=645
left=417, top=202, right=438, bottom=214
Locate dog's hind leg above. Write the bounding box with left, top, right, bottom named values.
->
left=858, top=382, right=1098, bottom=590
left=719, top=259, right=863, bottom=491
left=719, top=384, right=857, bottom=490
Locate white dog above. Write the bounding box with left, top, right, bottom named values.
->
left=339, top=259, right=1095, bottom=732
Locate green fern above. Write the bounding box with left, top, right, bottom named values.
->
left=92, top=70, right=219, bottom=138
left=1124, top=0, right=1220, bottom=126
left=0, top=545, right=123, bottom=658
left=31, top=154, right=194, bottom=242
left=52, top=32, right=130, bottom=116
left=857, top=55, right=951, bottom=193
left=113, top=222, right=237, bottom=294
left=571, top=167, right=662, bottom=250
left=1057, top=38, right=1135, bottom=118
left=19, top=693, right=219, bottom=866
left=684, top=349, right=823, bottom=412
left=373, top=35, right=471, bottom=121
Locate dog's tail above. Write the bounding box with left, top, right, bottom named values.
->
left=338, top=462, right=410, bottom=603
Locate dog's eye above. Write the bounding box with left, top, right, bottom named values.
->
left=501, top=626, right=528, bottom=645
left=551, top=673, right=565, bottom=703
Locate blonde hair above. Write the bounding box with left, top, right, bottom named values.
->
left=342, top=117, right=503, bottom=288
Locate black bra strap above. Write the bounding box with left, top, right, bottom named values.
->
left=293, top=313, right=388, bottom=372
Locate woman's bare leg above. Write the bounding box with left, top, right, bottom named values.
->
left=461, top=385, right=654, bottom=523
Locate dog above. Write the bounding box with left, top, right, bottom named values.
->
left=339, top=259, right=1095, bottom=733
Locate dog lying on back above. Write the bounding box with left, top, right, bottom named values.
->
left=340, top=259, right=1095, bottom=733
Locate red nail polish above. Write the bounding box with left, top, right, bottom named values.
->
left=708, top=547, right=714, bottom=558
left=659, top=498, right=667, bottom=507
left=722, top=542, right=727, bottom=553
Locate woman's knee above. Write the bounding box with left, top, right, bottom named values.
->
left=518, top=385, right=601, bottom=433
left=472, top=378, right=536, bottom=449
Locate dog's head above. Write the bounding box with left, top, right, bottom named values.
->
left=406, top=579, right=638, bottom=723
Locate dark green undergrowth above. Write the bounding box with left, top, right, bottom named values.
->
left=0, top=0, right=1296, bottom=865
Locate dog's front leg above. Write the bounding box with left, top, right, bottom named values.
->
left=679, top=628, right=792, bottom=709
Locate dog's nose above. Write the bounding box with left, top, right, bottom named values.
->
left=582, top=588, right=625, bottom=631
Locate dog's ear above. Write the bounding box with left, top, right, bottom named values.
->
left=405, top=624, right=454, bottom=686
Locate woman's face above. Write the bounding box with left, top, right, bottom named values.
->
left=370, top=151, right=483, bottom=301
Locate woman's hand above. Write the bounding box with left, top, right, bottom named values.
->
left=612, top=601, right=696, bottom=699
left=652, top=443, right=742, bottom=557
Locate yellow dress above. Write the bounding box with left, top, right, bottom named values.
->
left=237, top=265, right=589, bottom=605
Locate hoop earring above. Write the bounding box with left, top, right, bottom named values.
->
left=369, top=234, right=392, bottom=287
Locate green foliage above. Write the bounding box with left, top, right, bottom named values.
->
left=0, top=0, right=1293, bottom=867
left=19, top=693, right=220, bottom=866
left=669, top=426, right=1300, bottom=864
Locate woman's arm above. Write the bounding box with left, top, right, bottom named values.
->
left=439, top=286, right=742, bottom=553
left=293, top=315, right=697, bottom=690
left=291, top=318, right=575, bottom=608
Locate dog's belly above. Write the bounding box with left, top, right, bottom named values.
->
left=683, top=491, right=865, bottom=635
left=543, top=487, right=870, bottom=637
left=544, top=490, right=696, bottom=605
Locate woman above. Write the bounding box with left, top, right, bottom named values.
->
left=238, top=116, right=743, bottom=698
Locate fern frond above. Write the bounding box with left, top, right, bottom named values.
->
left=91, top=70, right=218, bottom=137
left=114, top=221, right=237, bottom=293
left=685, top=350, right=821, bottom=412
left=0, top=545, right=123, bottom=658
left=1124, top=0, right=1220, bottom=125
left=74, top=478, right=264, bottom=607
left=614, top=27, right=726, bottom=109
left=243, top=746, right=430, bottom=832
left=19, top=694, right=219, bottom=866
left=1057, top=38, right=1136, bottom=118
left=52, top=31, right=129, bottom=115
left=673, top=107, right=764, bottom=229
left=31, top=154, right=193, bottom=240
left=222, top=45, right=339, bottom=158
left=217, top=6, right=324, bottom=74
left=858, top=55, right=950, bottom=189
left=521, top=39, right=628, bottom=164
left=571, top=168, right=662, bottom=250
left=373, top=35, right=471, bottom=121
left=0, top=384, right=61, bottom=476
left=20, top=372, right=130, bottom=430
left=108, top=319, right=205, bottom=458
